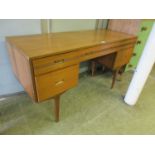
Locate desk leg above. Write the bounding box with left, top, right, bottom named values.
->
left=111, top=69, right=119, bottom=89
left=54, top=95, right=60, bottom=122
left=91, top=61, right=96, bottom=76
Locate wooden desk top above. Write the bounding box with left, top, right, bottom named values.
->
left=7, top=29, right=136, bottom=59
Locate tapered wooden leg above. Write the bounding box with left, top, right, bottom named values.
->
left=91, top=61, right=96, bottom=76
left=111, top=69, right=119, bottom=89
left=54, top=95, right=60, bottom=122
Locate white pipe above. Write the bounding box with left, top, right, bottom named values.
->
left=124, top=23, right=155, bottom=106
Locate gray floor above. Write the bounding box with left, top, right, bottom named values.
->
left=0, top=66, right=155, bottom=134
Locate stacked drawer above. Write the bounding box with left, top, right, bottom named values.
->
left=33, top=50, right=81, bottom=101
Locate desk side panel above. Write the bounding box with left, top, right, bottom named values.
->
left=7, top=41, right=36, bottom=101
left=113, top=47, right=134, bottom=69
left=6, top=42, right=18, bottom=78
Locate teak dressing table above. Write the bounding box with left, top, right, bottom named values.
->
left=6, top=29, right=137, bottom=122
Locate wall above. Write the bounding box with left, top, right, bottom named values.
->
left=0, top=19, right=41, bottom=95
left=125, top=20, right=154, bottom=71
left=51, top=19, right=96, bottom=32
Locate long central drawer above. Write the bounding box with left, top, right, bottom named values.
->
left=32, top=39, right=136, bottom=75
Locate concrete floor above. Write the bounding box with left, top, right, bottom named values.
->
left=0, top=66, right=155, bottom=135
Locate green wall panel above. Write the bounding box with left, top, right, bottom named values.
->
left=126, top=20, right=154, bottom=71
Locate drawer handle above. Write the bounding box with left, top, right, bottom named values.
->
left=55, top=80, right=64, bottom=86
left=54, top=59, right=64, bottom=64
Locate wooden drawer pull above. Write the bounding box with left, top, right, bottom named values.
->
left=55, top=80, right=64, bottom=86
left=54, top=59, right=64, bottom=64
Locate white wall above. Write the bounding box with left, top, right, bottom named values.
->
left=0, top=19, right=41, bottom=95
left=51, top=19, right=96, bottom=32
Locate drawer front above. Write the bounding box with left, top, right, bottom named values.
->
left=35, top=65, right=79, bottom=102
left=33, top=51, right=81, bottom=76
left=32, top=39, right=136, bottom=75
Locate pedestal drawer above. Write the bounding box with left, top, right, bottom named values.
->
left=35, top=65, right=79, bottom=101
